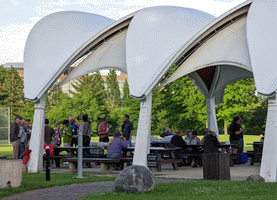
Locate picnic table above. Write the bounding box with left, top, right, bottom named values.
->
left=122, top=146, right=182, bottom=172
left=246, top=142, right=263, bottom=165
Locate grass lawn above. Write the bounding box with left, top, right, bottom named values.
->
left=82, top=180, right=277, bottom=200
left=0, top=173, right=116, bottom=199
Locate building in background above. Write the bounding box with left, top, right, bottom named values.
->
left=2, top=62, right=128, bottom=97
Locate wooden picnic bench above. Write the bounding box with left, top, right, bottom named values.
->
left=62, top=157, right=133, bottom=174
left=123, top=147, right=182, bottom=172
left=246, top=142, right=263, bottom=165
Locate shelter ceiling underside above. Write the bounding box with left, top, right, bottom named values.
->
left=57, top=29, right=128, bottom=88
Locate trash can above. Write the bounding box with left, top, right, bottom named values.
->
left=203, top=153, right=230, bottom=180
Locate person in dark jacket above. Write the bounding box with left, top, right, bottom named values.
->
left=170, top=131, right=187, bottom=154
left=204, top=128, right=220, bottom=153
left=229, top=115, right=244, bottom=164
left=10, top=115, right=23, bottom=159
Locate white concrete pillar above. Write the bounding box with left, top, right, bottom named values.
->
left=28, top=94, right=46, bottom=172
left=206, top=97, right=220, bottom=141
left=260, top=93, right=277, bottom=182
left=133, top=91, right=152, bottom=166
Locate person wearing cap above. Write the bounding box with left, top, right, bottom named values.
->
left=98, top=117, right=110, bottom=142
left=107, top=131, right=128, bottom=169
left=23, top=119, right=32, bottom=142
left=200, top=128, right=211, bottom=145
left=204, top=129, right=220, bottom=153
left=160, top=127, right=173, bottom=138
left=10, top=115, right=22, bottom=159
left=184, top=129, right=192, bottom=143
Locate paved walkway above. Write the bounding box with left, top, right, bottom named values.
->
left=2, top=162, right=261, bottom=200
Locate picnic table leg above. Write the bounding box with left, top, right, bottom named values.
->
left=101, top=163, right=113, bottom=174
left=156, top=154, right=162, bottom=172
left=69, top=162, right=77, bottom=173
left=170, top=151, right=178, bottom=170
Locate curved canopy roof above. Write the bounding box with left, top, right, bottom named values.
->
left=24, top=0, right=277, bottom=102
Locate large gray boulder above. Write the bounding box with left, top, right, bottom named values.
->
left=115, top=165, right=155, bottom=193
left=246, top=175, right=265, bottom=182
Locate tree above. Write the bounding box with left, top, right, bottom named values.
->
left=46, top=84, right=69, bottom=114
left=106, top=70, right=121, bottom=108
left=122, top=79, right=130, bottom=108
left=70, top=72, right=107, bottom=109
left=0, top=66, right=8, bottom=103
left=0, top=67, right=25, bottom=121
left=216, top=78, right=259, bottom=134
left=160, top=76, right=207, bottom=133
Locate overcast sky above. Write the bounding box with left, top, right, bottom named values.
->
left=0, top=0, right=247, bottom=64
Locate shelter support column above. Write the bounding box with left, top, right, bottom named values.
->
left=260, top=93, right=277, bottom=182
left=28, top=94, right=46, bottom=173
left=133, top=91, right=152, bottom=167
left=206, top=97, right=219, bottom=140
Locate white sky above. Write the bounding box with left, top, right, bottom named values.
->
left=0, top=0, right=247, bottom=64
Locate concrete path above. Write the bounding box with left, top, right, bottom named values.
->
left=2, top=162, right=261, bottom=200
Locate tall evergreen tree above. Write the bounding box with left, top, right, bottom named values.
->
left=0, top=66, right=9, bottom=104
left=70, top=72, right=106, bottom=107
left=0, top=67, right=25, bottom=121
left=122, top=79, right=130, bottom=107
left=106, top=70, right=121, bottom=108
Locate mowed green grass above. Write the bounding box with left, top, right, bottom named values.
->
left=82, top=180, right=277, bottom=200
left=0, top=173, right=116, bottom=199
left=0, top=135, right=262, bottom=158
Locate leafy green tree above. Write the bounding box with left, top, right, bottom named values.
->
left=216, top=78, right=259, bottom=134
left=106, top=70, right=121, bottom=108
left=160, top=76, right=207, bottom=133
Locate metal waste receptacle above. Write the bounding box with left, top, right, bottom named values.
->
left=203, top=153, right=230, bottom=180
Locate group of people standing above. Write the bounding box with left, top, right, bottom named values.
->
left=10, top=113, right=133, bottom=161
left=10, top=115, right=32, bottom=159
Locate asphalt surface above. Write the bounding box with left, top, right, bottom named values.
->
left=2, top=178, right=187, bottom=200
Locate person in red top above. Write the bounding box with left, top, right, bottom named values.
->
left=98, top=117, right=110, bottom=142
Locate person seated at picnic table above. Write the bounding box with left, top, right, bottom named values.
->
left=200, top=128, right=210, bottom=144
left=160, top=127, right=173, bottom=138
left=188, top=130, right=202, bottom=167
left=170, top=131, right=187, bottom=154
left=188, top=131, right=200, bottom=145
left=204, top=128, right=220, bottom=153
left=107, top=131, right=128, bottom=170
left=260, top=132, right=265, bottom=143
left=184, top=129, right=192, bottom=144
